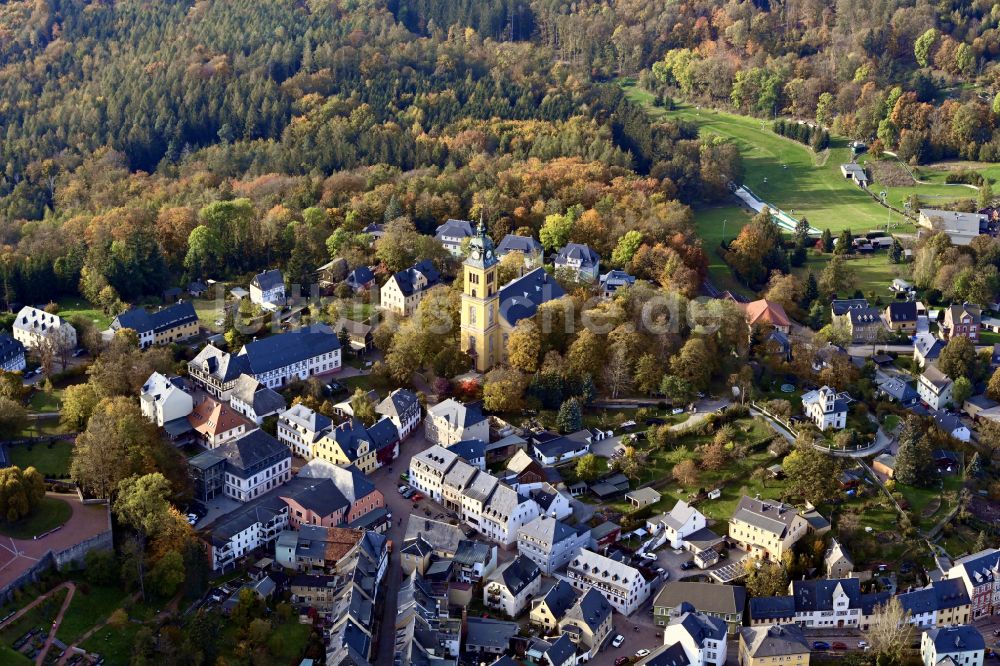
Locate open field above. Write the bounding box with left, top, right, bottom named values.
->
left=8, top=441, right=74, bottom=478
left=56, top=584, right=130, bottom=646
left=619, top=82, right=977, bottom=238
left=795, top=252, right=905, bottom=295
left=56, top=297, right=111, bottom=330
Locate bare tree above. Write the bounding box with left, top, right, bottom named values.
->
left=864, top=596, right=912, bottom=664
left=603, top=345, right=633, bottom=399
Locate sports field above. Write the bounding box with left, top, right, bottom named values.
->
left=620, top=82, right=978, bottom=235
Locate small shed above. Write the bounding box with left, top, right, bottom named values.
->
left=625, top=487, right=662, bottom=509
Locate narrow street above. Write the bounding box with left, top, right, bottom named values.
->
left=371, top=430, right=434, bottom=666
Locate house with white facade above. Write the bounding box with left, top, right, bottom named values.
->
left=484, top=555, right=542, bottom=618
left=229, top=374, right=286, bottom=425
left=237, top=329, right=341, bottom=389
left=517, top=514, right=590, bottom=575
left=425, top=399, right=490, bottom=446
left=647, top=500, right=708, bottom=550
left=139, top=372, right=193, bottom=427
left=409, top=445, right=461, bottom=502
left=789, top=578, right=862, bottom=629
left=250, top=269, right=286, bottom=308
left=530, top=484, right=573, bottom=521
left=729, top=496, right=808, bottom=562
left=496, top=234, right=544, bottom=267
left=276, top=404, right=332, bottom=459
left=189, top=429, right=292, bottom=503
left=12, top=305, right=76, bottom=351
left=376, top=388, right=421, bottom=440
left=801, top=386, right=847, bottom=431
left=566, top=548, right=655, bottom=616
left=188, top=397, right=253, bottom=448
left=919, top=365, right=955, bottom=410
left=559, top=587, right=613, bottom=660
left=0, top=335, right=26, bottom=372
left=897, top=578, right=972, bottom=629
left=531, top=429, right=592, bottom=465
left=921, top=626, right=985, bottom=666
left=553, top=243, right=600, bottom=282
left=379, top=260, right=442, bottom=316
left=660, top=604, right=729, bottom=666
left=435, top=219, right=474, bottom=256
left=480, top=483, right=540, bottom=547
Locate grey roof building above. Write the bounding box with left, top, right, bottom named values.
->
left=464, top=617, right=519, bottom=654
left=740, top=624, right=810, bottom=659
left=653, top=581, right=747, bottom=634
left=496, top=234, right=543, bottom=259
left=498, top=267, right=566, bottom=327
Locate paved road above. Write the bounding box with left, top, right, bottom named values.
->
left=750, top=409, right=892, bottom=458
left=371, top=430, right=434, bottom=666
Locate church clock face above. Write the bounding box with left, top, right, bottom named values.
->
left=471, top=249, right=481, bottom=260
left=486, top=249, right=494, bottom=260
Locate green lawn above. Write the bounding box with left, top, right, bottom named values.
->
left=882, top=415, right=901, bottom=432
left=27, top=389, right=63, bottom=413
left=0, top=646, right=31, bottom=664
left=56, top=584, right=131, bottom=646
left=56, top=298, right=111, bottom=330
left=8, top=441, right=74, bottom=478
left=16, top=417, right=72, bottom=438
left=897, top=474, right=964, bottom=529
left=0, top=497, right=72, bottom=539
left=620, top=81, right=962, bottom=235
left=192, top=297, right=226, bottom=333
left=795, top=251, right=904, bottom=294
left=269, top=621, right=312, bottom=663
left=0, top=588, right=68, bottom=657
left=80, top=621, right=141, bottom=665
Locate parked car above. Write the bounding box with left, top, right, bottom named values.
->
left=612, top=635, right=625, bottom=648
left=645, top=417, right=666, bottom=426
left=411, top=492, right=424, bottom=501
left=640, top=552, right=657, bottom=561
left=858, top=641, right=868, bottom=650
left=615, top=658, right=629, bottom=666
left=831, top=642, right=847, bottom=651
left=671, top=407, right=684, bottom=415
left=812, top=642, right=830, bottom=651
left=635, top=649, right=650, bottom=658
left=680, top=560, right=696, bottom=570
left=398, top=484, right=410, bottom=495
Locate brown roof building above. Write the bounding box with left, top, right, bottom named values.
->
left=188, top=397, right=253, bottom=448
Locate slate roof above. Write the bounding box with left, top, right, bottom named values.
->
left=251, top=269, right=284, bottom=291
left=675, top=608, right=728, bottom=645
left=518, top=515, right=579, bottom=547
left=498, top=267, right=566, bottom=327
left=453, top=539, right=493, bottom=567
left=740, top=624, right=810, bottom=658
left=403, top=517, right=466, bottom=556
left=637, top=642, right=691, bottom=666
left=346, top=266, right=375, bottom=287
left=600, top=269, right=636, bottom=293
left=748, top=596, right=796, bottom=621
left=950, top=548, right=1000, bottom=586
left=887, top=301, right=918, bottom=322
left=0, top=334, right=25, bottom=366
left=544, top=634, right=576, bottom=666
left=922, top=364, right=953, bottom=389
left=563, top=587, right=611, bottom=633
left=877, top=376, right=918, bottom=403
left=465, top=617, right=518, bottom=651
left=926, top=625, right=985, bottom=653
left=656, top=500, right=702, bottom=531
left=196, top=429, right=291, bottom=479
left=328, top=417, right=399, bottom=459
left=538, top=580, right=578, bottom=620
left=653, top=581, right=746, bottom=615
left=554, top=243, right=600, bottom=268
left=389, top=259, right=442, bottom=296
left=831, top=298, right=869, bottom=316
left=914, top=332, right=945, bottom=359
left=790, top=578, right=861, bottom=612
left=435, top=219, right=474, bottom=241
left=297, top=459, right=378, bottom=504
left=190, top=344, right=250, bottom=383
left=231, top=374, right=286, bottom=415
left=932, top=411, right=967, bottom=436
left=497, top=234, right=543, bottom=256
left=428, top=399, right=487, bottom=429
left=446, top=439, right=486, bottom=463
left=376, top=388, right=418, bottom=421
left=113, top=301, right=198, bottom=336
left=239, top=329, right=340, bottom=374
left=280, top=404, right=332, bottom=439
left=489, top=555, right=540, bottom=596
left=848, top=307, right=882, bottom=326
left=533, top=432, right=588, bottom=458
left=731, top=496, right=801, bottom=537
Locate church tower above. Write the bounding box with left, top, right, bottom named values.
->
left=461, top=221, right=502, bottom=373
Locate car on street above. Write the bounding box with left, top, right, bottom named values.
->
left=858, top=641, right=868, bottom=650
left=612, top=635, right=624, bottom=648
left=615, top=658, right=629, bottom=666
left=635, top=649, right=650, bottom=658
left=411, top=492, right=424, bottom=501
left=671, top=407, right=684, bottom=415
left=831, top=642, right=847, bottom=651
left=402, top=488, right=416, bottom=499
left=811, top=642, right=830, bottom=651
left=640, top=552, right=657, bottom=560
left=398, top=484, right=410, bottom=494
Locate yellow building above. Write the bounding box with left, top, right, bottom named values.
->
left=461, top=222, right=503, bottom=372
left=739, top=624, right=810, bottom=666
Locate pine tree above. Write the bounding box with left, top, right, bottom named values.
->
left=894, top=416, right=934, bottom=487
left=803, top=272, right=819, bottom=306
left=888, top=239, right=903, bottom=264
left=556, top=398, right=582, bottom=433
left=821, top=228, right=834, bottom=253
